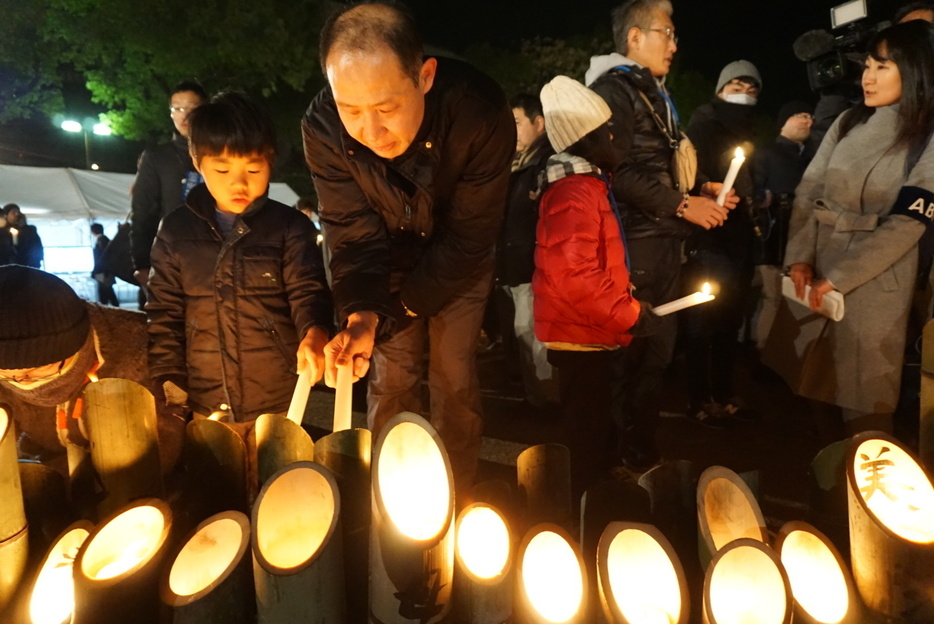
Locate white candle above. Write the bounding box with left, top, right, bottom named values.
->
left=716, top=147, right=746, bottom=206
left=10, top=227, right=18, bottom=246
left=332, top=364, right=353, bottom=432
left=653, top=282, right=715, bottom=316
left=285, top=367, right=312, bottom=425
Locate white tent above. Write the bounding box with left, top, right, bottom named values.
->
left=0, top=164, right=303, bottom=301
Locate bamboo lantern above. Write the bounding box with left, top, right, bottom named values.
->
left=453, top=502, right=513, bottom=623
left=919, top=317, right=934, bottom=470
left=516, top=523, right=587, bottom=624
left=697, top=466, right=768, bottom=569
left=314, top=427, right=371, bottom=623
left=252, top=460, right=344, bottom=624
left=596, top=521, right=688, bottom=624
left=516, top=443, right=573, bottom=533
left=27, top=520, right=93, bottom=624
left=72, top=498, right=173, bottom=624
left=255, top=412, right=314, bottom=487
left=82, top=378, right=163, bottom=517
left=370, top=412, right=454, bottom=624
left=702, top=538, right=792, bottom=624
left=774, top=521, right=862, bottom=624
left=160, top=510, right=254, bottom=624
left=0, top=406, right=28, bottom=615
left=184, top=417, right=248, bottom=517
left=19, top=461, right=69, bottom=554
left=846, top=431, right=934, bottom=622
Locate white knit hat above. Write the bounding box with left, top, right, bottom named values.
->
left=540, top=76, right=612, bottom=153
left=715, top=60, right=762, bottom=94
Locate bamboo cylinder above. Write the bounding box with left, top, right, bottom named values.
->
left=846, top=431, right=934, bottom=622
left=313, top=427, right=371, bottom=624
left=697, top=466, right=768, bottom=569
left=82, top=378, right=163, bottom=517
left=0, top=407, right=28, bottom=614
left=516, top=443, right=572, bottom=533
left=19, top=461, right=69, bottom=554
left=161, top=510, right=255, bottom=624
left=516, top=523, right=587, bottom=624
left=919, top=318, right=934, bottom=470
left=27, top=520, right=93, bottom=624
left=702, top=538, right=792, bottom=624
left=72, top=498, right=173, bottom=624
left=596, top=521, right=688, bottom=624
left=774, top=520, right=862, bottom=624
left=184, top=418, right=248, bottom=517
left=255, top=412, right=314, bottom=488
left=453, top=502, right=513, bottom=624
left=252, top=461, right=345, bottom=624
left=370, top=412, right=454, bottom=624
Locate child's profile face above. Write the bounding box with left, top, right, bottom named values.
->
left=194, top=149, right=271, bottom=214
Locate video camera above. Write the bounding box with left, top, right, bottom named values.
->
left=793, top=0, right=891, bottom=93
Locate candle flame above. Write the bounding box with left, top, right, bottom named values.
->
left=701, top=282, right=712, bottom=296
left=87, top=371, right=99, bottom=383
left=734, top=147, right=744, bottom=159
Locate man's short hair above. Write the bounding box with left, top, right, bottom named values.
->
left=319, top=1, right=424, bottom=85
left=895, top=1, right=934, bottom=23
left=2, top=203, right=20, bottom=217
left=171, top=80, right=208, bottom=101
left=90, top=223, right=104, bottom=235
left=187, top=91, right=278, bottom=165
left=611, top=0, right=674, bottom=55
left=510, top=93, right=544, bottom=121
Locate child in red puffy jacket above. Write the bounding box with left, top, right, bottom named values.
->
left=533, top=76, right=657, bottom=501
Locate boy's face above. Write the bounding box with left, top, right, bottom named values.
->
left=193, top=149, right=271, bottom=214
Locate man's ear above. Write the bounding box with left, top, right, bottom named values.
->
left=419, top=57, right=438, bottom=95
left=533, top=115, right=546, bottom=134
left=627, top=26, right=642, bottom=53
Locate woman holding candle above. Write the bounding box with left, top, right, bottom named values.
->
left=783, top=20, right=934, bottom=436
left=533, top=76, right=658, bottom=500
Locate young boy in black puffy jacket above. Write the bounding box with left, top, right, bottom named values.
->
left=146, top=91, right=333, bottom=425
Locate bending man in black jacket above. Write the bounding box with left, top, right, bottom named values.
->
left=302, top=2, right=515, bottom=494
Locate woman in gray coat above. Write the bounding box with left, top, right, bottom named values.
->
left=785, top=20, right=934, bottom=434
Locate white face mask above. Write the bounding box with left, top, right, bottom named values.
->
left=723, top=93, right=758, bottom=106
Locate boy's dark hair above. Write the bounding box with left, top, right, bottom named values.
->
left=319, top=1, right=424, bottom=85
left=171, top=80, right=208, bottom=101
left=90, top=223, right=104, bottom=235
left=187, top=91, right=277, bottom=165
left=895, top=1, right=934, bottom=23
left=510, top=93, right=544, bottom=121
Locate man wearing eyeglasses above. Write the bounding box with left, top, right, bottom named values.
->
left=130, top=80, right=207, bottom=307
left=584, top=0, right=738, bottom=472
left=0, top=266, right=184, bottom=473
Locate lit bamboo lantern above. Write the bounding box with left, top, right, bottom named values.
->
left=252, top=460, right=344, bottom=623
left=27, top=520, right=93, bottom=624
left=161, top=511, right=255, bottom=623
left=255, top=412, right=314, bottom=487
left=72, top=498, right=172, bottom=624
left=516, top=523, right=587, bottom=624
left=702, top=538, right=792, bottom=624
left=82, top=378, right=163, bottom=516
left=185, top=417, right=248, bottom=516
left=0, top=406, right=28, bottom=614
left=516, top=443, right=572, bottom=532
left=774, top=521, right=862, bottom=624
left=596, top=521, right=688, bottom=624
left=370, top=412, right=454, bottom=624
left=453, top=502, right=513, bottom=623
left=697, top=466, right=768, bottom=568
left=846, top=431, right=934, bottom=622
left=314, top=427, right=371, bottom=623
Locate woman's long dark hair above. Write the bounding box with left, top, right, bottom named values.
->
left=839, top=19, right=934, bottom=155
left=565, top=124, right=621, bottom=173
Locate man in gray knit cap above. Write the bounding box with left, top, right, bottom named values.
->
left=0, top=265, right=183, bottom=472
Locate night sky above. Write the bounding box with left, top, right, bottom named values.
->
left=408, top=0, right=909, bottom=110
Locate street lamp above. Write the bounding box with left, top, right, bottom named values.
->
left=60, top=118, right=111, bottom=169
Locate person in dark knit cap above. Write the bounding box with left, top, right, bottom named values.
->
left=0, top=265, right=184, bottom=473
